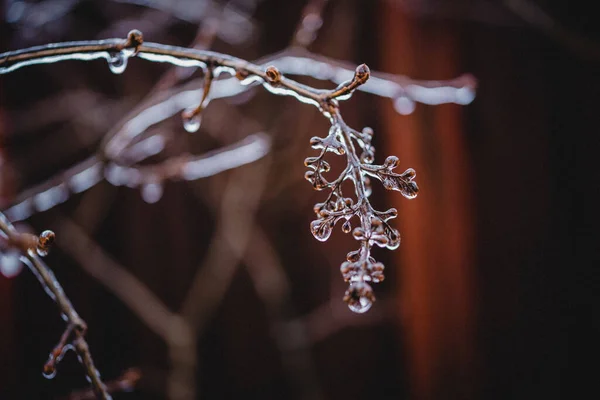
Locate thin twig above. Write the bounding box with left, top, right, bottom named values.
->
left=0, top=213, right=110, bottom=399
left=1, top=33, right=474, bottom=221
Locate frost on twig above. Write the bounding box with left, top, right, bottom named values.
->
left=0, top=29, right=474, bottom=314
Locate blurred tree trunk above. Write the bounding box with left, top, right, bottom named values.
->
left=380, top=5, right=478, bottom=400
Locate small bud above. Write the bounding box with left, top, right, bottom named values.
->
left=126, top=30, right=144, bottom=53
left=354, top=64, right=370, bottom=82
left=265, top=66, right=281, bottom=84
left=37, top=230, right=55, bottom=257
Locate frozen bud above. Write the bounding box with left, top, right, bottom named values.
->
left=354, top=64, right=370, bottom=82
left=126, top=29, right=144, bottom=54
left=265, top=66, right=281, bottom=84
left=37, top=230, right=55, bottom=257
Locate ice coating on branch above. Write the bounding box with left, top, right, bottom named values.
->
left=0, top=29, right=477, bottom=315
left=107, top=51, right=128, bottom=74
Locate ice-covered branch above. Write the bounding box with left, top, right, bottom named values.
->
left=2, top=30, right=474, bottom=222
left=0, top=213, right=110, bottom=399
left=0, top=31, right=475, bottom=109
left=304, top=65, right=418, bottom=312
left=1, top=30, right=475, bottom=312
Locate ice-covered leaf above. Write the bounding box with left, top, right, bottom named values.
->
left=362, top=157, right=419, bottom=199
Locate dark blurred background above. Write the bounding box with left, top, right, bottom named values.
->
left=0, top=0, right=593, bottom=399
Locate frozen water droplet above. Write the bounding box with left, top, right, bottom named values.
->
left=310, top=218, right=333, bottom=242
left=344, top=281, right=374, bottom=313
left=342, top=220, right=352, bottom=233
left=141, top=182, right=163, bottom=204
left=347, top=295, right=372, bottom=313
left=107, top=51, right=128, bottom=74
left=183, top=113, right=201, bottom=133
left=36, top=248, right=48, bottom=257
left=393, top=95, right=416, bottom=115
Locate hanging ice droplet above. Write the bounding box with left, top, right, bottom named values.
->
left=342, top=220, right=352, bottom=233
left=107, top=51, right=128, bottom=74
left=141, top=182, right=163, bottom=204
left=347, top=295, right=372, bottom=313
left=393, top=95, right=416, bottom=115
left=344, top=282, right=374, bottom=313
left=310, top=218, right=333, bottom=242
left=183, top=114, right=201, bottom=133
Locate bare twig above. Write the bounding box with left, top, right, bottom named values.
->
left=54, top=215, right=177, bottom=342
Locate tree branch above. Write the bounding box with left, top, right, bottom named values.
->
left=1, top=29, right=475, bottom=314
left=0, top=213, right=110, bottom=399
